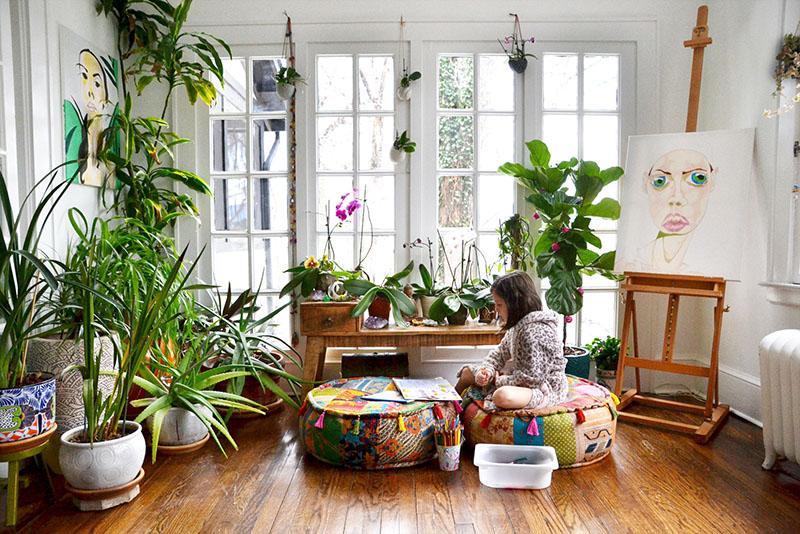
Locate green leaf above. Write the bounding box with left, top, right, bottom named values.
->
left=545, top=269, right=583, bottom=316
left=386, top=287, right=416, bottom=316
left=350, top=286, right=380, bottom=317
left=577, top=248, right=600, bottom=266
left=591, top=251, right=616, bottom=271
left=419, top=264, right=433, bottom=290
left=574, top=172, right=604, bottom=205
left=343, top=278, right=375, bottom=296
left=526, top=140, right=551, bottom=167
left=600, top=166, right=624, bottom=185
left=580, top=198, right=621, bottom=220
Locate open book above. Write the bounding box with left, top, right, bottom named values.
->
left=391, top=377, right=461, bottom=402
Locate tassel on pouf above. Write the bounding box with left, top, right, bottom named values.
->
left=314, top=411, right=326, bottom=429
left=575, top=409, right=586, bottom=424
left=298, top=398, right=309, bottom=417
left=610, top=392, right=620, bottom=406
left=526, top=417, right=539, bottom=436
left=397, top=415, right=406, bottom=432
left=452, top=400, right=463, bottom=415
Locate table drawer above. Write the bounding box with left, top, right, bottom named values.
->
left=300, top=302, right=360, bottom=335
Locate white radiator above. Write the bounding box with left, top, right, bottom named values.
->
left=759, top=329, right=800, bottom=469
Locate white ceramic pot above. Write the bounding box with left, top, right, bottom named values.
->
left=420, top=295, right=437, bottom=318
left=396, top=84, right=412, bottom=101
left=59, top=421, right=146, bottom=490
left=148, top=406, right=211, bottom=446
left=277, top=82, right=295, bottom=100
left=390, top=147, right=406, bottom=164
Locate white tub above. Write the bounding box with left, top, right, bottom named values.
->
left=473, top=444, right=559, bottom=490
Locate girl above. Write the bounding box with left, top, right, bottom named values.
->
left=455, top=271, right=567, bottom=411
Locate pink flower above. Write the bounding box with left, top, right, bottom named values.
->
left=529, top=37, right=536, bottom=43
left=577, top=287, right=584, bottom=295
left=561, top=227, right=570, bottom=233
left=551, top=243, right=561, bottom=252
left=533, top=213, right=540, bottom=220
left=335, top=208, right=347, bottom=221
left=346, top=198, right=362, bottom=215
left=564, top=315, right=573, bottom=324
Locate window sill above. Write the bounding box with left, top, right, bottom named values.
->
left=760, top=281, right=800, bottom=306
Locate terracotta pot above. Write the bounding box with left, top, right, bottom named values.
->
left=368, top=295, right=391, bottom=320
left=446, top=306, right=468, bottom=326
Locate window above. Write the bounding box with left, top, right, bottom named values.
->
left=435, top=53, right=517, bottom=276
left=540, top=52, right=621, bottom=345
left=313, top=52, right=398, bottom=282
left=208, top=56, right=291, bottom=340
left=0, top=0, right=16, bottom=202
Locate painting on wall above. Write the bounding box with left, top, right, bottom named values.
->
left=60, top=27, right=120, bottom=187
left=615, top=128, right=755, bottom=281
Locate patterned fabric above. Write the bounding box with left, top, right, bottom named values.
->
left=462, top=310, right=568, bottom=410
left=463, top=375, right=617, bottom=468
left=300, top=377, right=448, bottom=469
left=0, top=375, right=56, bottom=443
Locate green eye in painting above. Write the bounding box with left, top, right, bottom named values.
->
left=688, top=171, right=708, bottom=186
left=650, top=175, right=668, bottom=190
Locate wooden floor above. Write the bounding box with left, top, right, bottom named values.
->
left=7, top=400, right=800, bottom=533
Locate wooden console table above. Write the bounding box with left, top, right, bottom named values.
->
left=300, top=302, right=503, bottom=396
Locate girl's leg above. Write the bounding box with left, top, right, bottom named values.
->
left=491, top=386, right=534, bottom=410
left=455, top=366, right=476, bottom=394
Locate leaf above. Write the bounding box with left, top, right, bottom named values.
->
left=419, top=264, right=433, bottom=290
left=545, top=269, right=583, bottom=316
left=600, top=166, right=624, bottom=185
left=526, top=139, right=551, bottom=167
left=343, top=278, right=375, bottom=296
left=574, top=172, right=604, bottom=205
left=591, top=251, right=616, bottom=271
left=580, top=198, right=621, bottom=220
left=386, top=287, right=416, bottom=316
left=350, top=286, right=380, bottom=317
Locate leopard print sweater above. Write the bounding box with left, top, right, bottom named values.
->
left=464, top=310, right=568, bottom=410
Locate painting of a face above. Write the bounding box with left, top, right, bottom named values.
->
left=79, top=49, right=107, bottom=114
left=644, top=149, right=715, bottom=236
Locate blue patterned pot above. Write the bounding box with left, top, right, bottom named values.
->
left=0, top=373, right=56, bottom=443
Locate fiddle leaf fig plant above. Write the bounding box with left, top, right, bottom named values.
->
left=500, top=139, right=623, bottom=344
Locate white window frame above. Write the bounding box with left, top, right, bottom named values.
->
left=0, top=0, right=18, bottom=209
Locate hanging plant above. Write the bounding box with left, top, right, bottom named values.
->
left=397, top=65, right=421, bottom=101
left=390, top=130, right=416, bottom=163
left=765, top=25, right=800, bottom=118
left=498, top=13, right=536, bottom=73
left=274, top=66, right=305, bottom=101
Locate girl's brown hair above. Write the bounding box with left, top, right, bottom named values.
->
left=491, top=271, right=542, bottom=329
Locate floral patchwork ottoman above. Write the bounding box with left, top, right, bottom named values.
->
left=462, top=376, right=618, bottom=468
left=299, top=377, right=451, bottom=469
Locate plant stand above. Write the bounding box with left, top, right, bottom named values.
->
left=65, top=468, right=144, bottom=511
left=156, top=434, right=210, bottom=456
left=0, top=424, right=57, bottom=527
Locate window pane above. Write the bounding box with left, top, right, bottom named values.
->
left=361, top=235, right=396, bottom=284
left=211, top=58, right=246, bottom=113
left=358, top=56, right=394, bottom=111
left=213, top=178, right=247, bottom=231
left=258, top=295, right=292, bottom=342
left=360, top=175, right=394, bottom=231
left=358, top=115, right=394, bottom=171
left=438, top=115, right=473, bottom=169
left=253, top=176, right=288, bottom=231
left=317, top=175, right=354, bottom=232
left=477, top=232, right=504, bottom=274
left=478, top=55, right=513, bottom=111
left=438, top=175, right=473, bottom=228
left=212, top=119, right=247, bottom=172
left=477, top=174, right=514, bottom=231
left=252, top=118, right=287, bottom=172
left=317, top=55, right=353, bottom=111
left=438, top=228, right=475, bottom=285
left=477, top=115, right=514, bottom=171
left=252, top=58, right=287, bottom=113
left=317, top=116, right=353, bottom=171
left=580, top=291, right=617, bottom=344
left=213, top=237, right=249, bottom=291
left=438, top=55, right=473, bottom=110
left=253, top=236, right=290, bottom=290
left=583, top=115, right=618, bottom=169
left=584, top=233, right=617, bottom=288
left=317, top=234, right=354, bottom=267
left=542, top=114, right=578, bottom=164
left=584, top=55, right=619, bottom=111
left=542, top=54, right=578, bottom=111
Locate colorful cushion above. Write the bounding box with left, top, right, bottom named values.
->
left=462, top=376, right=618, bottom=468
left=299, top=377, right=450, bottom=470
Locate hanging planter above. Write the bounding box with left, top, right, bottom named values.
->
left=498, top=13, right=536, bottom=74
left=395, top=17, right=421, bottom=101
left=391, top=130, right=416, bottom=165
left=276, top=82, right=295, bottom=100
left=274, top=66, right=305, bottom=101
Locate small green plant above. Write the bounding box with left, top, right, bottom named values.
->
left=274, top=66, right=305, bottom=86
left=775, top=32, right=800, bottom=94
left=427, top=235, right=490, bottom=323
left=392, top=130, right=416, bottom=153
left=586, top=336, right=621, bottom=372
left=498, top=213, right=534, bottom=272
left=343, top=262, right=417, bottom=326
left=404, top=237, right=444, bottom=298
left=400, top=69, right=421, bottom=88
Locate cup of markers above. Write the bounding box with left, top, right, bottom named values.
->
left=434, top=418, right=463, bottom=471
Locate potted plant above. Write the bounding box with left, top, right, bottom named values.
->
left=500, top=139, right=623, bottom=377
left=587, top=336, right=620, bottom=388
left=0, top=170, right=64, bottom=446
left=390, top=130, right=416, bottom=163
left=774, top=32, right=800, bottom=95
left=343, top=261, right=416, bottom=328
left=498, top=214, right=534, bottom=272
left=405, top=237, right=445, bottom=318
left=498, top=13, right=536, bottom=73
left=427, top=236, right=489, bottom=325
left=396, top=62, right=421, bottom=101
left=274, top=66, right=305, bottom=100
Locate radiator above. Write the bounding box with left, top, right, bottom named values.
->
left=759, top=329, right=800, bottom=469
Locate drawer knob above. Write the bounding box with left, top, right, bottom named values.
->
left=323, top=316, right=334, bottom=327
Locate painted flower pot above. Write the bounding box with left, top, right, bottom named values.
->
left=59, top=421, right=146, bottom=491
left=0, top=372, right=56, bottom=443
left=446, top=306, right=468, bottom=326
left=26, top=335, right=116, bottom=436
left=420, top=295, right=438, bottom=319
left=147, top=406, right=211, bottom=446
left=389, top=147, right=406, bottom=164
left=565, top=346, right=591, bottom=379
left=368, top=295, right=392, bottom=320
left=276, top=82, right=295, bottom=100
left=396, top=85, right=412, bottom=101
left=479, top=306, right=497, bottom=324
left=597, top=368, right=617, bottom=389
left=508, top=57, right=528, bottom=73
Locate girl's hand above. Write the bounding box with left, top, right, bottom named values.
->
left=475, top=368, right=492, bottom=387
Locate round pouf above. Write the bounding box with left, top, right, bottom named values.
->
left=462, top=376, right=618, bottom=468
left=299, top=377, right=442, bottom=470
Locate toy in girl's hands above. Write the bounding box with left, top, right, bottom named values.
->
left=475, top=367, right=493, bottom=387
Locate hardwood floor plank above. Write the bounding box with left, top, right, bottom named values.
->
left=415, top=468, right=457, bottom=534
left=377, top=468, right=418, bottom=534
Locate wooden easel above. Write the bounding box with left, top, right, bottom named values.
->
left=614, top=6, right=730, bottom=444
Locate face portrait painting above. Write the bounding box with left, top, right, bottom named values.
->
left=615, top=129, right=754, bottom=281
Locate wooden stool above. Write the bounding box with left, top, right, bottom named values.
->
left=0, top=424, right=57, bottom=527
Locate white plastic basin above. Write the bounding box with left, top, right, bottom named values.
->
left=473, top=444, right=559, bottom=490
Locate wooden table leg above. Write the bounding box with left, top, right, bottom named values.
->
left=6, top=459, right=19, bottom=527
left=301, top=336, right=327, bottom=398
